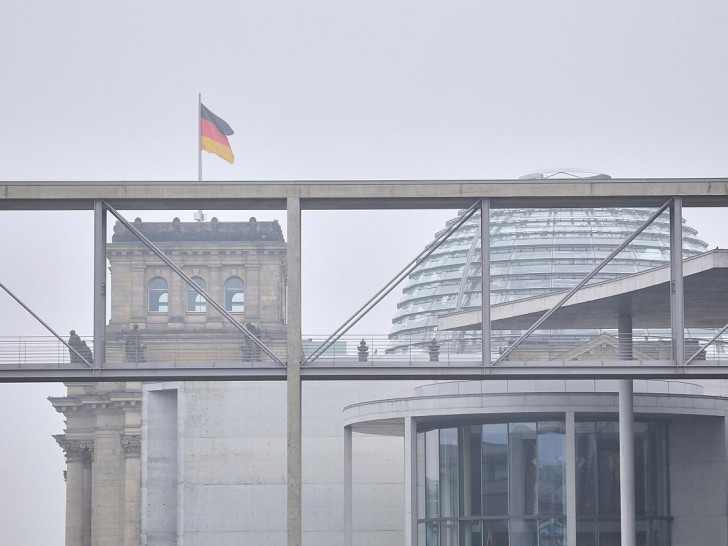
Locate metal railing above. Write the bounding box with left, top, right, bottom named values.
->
left=0, top=336, right=95, bottom=368
left=2, top=330, right=728, bottom=369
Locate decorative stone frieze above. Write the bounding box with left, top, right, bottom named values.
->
left=121, top=434, right=142, bottom=457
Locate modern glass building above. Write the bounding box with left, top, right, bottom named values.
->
left=388, top=172, right=708, bottom=354
left=344, top=379, right=725, bottom=546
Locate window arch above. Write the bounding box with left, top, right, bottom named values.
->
left=148, top=277, right=168, bottom=313
left=224, top=276, right=245, bottom=312
left=186, top=277, right=207, bottom=312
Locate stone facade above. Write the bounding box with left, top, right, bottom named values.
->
left=51, top=217, right=288, bottom=546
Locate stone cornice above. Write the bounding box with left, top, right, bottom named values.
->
left=50, top=393, right=142, bottom=416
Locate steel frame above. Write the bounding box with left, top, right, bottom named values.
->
left=1, top=179, right=728, bottom=381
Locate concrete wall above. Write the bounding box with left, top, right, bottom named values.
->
left=142, top=380, right=418, bottom=546
left=142, top=389, right=178, bottom=546
left=669, top=415, right=727, bottom=545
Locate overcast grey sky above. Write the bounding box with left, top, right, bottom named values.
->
left=1, top=0, right=728, bottom=543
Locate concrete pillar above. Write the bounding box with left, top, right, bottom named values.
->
left=670, top=197, right=685, bottom=364
left=94, top=200, right=106, bottom=366
left=619, top=380, right=636, bottom=546
left=481, top=198, right=491, bottom=365
left=344, top=426, right=353, bottom=546
left=565, top=412, right=576, bottom=546
left=287, top=197, right=303, bottom=546
left=404, top=417, right=417, bottom=546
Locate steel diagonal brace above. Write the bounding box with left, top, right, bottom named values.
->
left=0, top=280, right=94, bottom=368
left=104, top=202, right=285, bottom=366
left=302, top=199, right=482, bottom=365
left=685, top=323, right=728, bottom=366
left=493, top=198, right=673, bottom=365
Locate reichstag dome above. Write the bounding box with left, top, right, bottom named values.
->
left=388, top=171, right=709, bottom=355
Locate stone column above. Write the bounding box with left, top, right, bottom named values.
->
left=55, top=437, right=93, bottom=546
left=122, top=435, right=142, bottom=546
left=207, top=264, right=223, bottom=326
left=247, top=265, right=261, bottom=320
left=130, top=265, right=146, bottom=324
left=82, top=446, right=93, bottom=546
left=92, top=411, right=124, bottom=546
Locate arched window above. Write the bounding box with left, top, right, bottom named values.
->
left=148, top=277, right=168, bottom=313
left=187, top=277, right=207, bottom=312
left=224, top=276, right=245, bottom=312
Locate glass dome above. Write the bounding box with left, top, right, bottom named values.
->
left=389, top=173, right=709, bottom=354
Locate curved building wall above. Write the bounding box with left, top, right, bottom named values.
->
left=344, top=380, right=728, bottom=546
left=389, top=207, right=708, bottom=353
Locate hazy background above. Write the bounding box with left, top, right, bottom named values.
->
left=1, top=0, right=727, bottom=543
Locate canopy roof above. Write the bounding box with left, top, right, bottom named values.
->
left=439, top=250, right=728, bottom=331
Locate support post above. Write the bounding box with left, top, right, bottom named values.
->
left=670, top=197, right=685, bottom=365
left=93, top=200, right=106, bottom=367
left=619, top=379, right=636, bottom=546
left=565, top=412, right=576, bottom=546
left=404, top=417, right=417, bottom=546
left=344, top=426, right=353, bottom=546
left=287, top=197, right=303, bottom=546
left=480, top=199, right=490, bottom=366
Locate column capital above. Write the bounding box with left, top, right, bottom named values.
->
left=121, top=434, right=141, bottom=458
left=55, top=435, right=94, bottom=463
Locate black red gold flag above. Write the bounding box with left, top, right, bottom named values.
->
left=200, top=103, right=234, bottom=164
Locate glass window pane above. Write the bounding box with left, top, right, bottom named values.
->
left=538, top=422, right=565, bottom=516
left=439, top=428, right=459, bottom=518
left=538, top=517, right=566, bottom=546
left=634, top=424, right=649, bottom=517
left=148, top=277, right=168, bottom=313
left=510, top=519, right=538, bottom=546
left=461, top=425, right=482, bottom=516
left=224, top=276, right=244, bottom=312
left=440, top=520, right=458, bottom=546
left=509, top=423, right=537, bottom=516
left=483, top=519, right=508, bottom=546
left=576, top=519, right=598, bottom=546
left=482, top=423, right=508, bottom=515
left=649, top=424, right=669, bottom=517
left=425, top=430, right=439, bottom=518
left=186, top=276, right=207, bottom=312
left=575, top=422, right=597, bottom=517
left=426, top=522, right=440, bottom=546
left=597, top=519, right=620, bottom=546
left=597, top=422, right=620, bottom=517
left=459, top=520, right=482, bottom=546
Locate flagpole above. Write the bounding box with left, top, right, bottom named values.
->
left=198, top=92, right=202, bottom=182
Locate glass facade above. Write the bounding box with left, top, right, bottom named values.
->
left=417, top=419, right=669, bottom=546
left=389, top=206, right=707, bottom=354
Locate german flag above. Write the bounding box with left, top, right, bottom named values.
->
left=200, top=103, right=234, bottom=164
